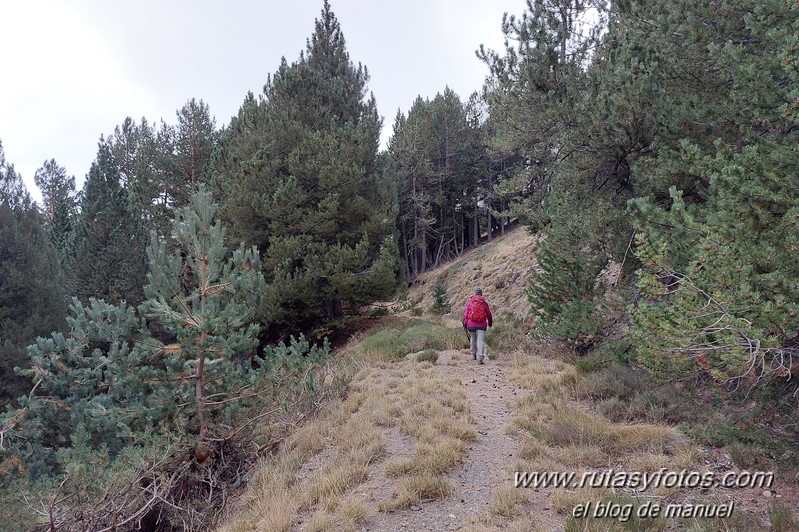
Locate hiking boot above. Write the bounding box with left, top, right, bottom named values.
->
left=472, top=352, right=477, bottom=360
left=478, top=357, right=484, bottom=365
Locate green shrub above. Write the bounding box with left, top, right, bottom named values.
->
left=528, top=219, right=608, bottom=349
left=357, top=320, right=450, bottom=361
left=415, top=349, right=439, bottom=363
left=573, top=363, right=647, bottom=401
left=430, top=280, right=450, bottom=314
left=371, top=306, right=390, bottom=317
left=485, top=313, right=527, bottom=355
left=543, top=299, right=603, bottom=348
left=770, top=505, right=797, bottom=532
left=574, top=351, right=611, bottom=374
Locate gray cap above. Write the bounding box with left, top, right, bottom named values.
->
left=475, top=288, right=483, bottom=295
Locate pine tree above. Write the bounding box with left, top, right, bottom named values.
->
left=142, top=185, right=265, bottom=441
left=70, top=141, right=149, bottom=305
left=33, top=159, right=77, bottom=228
left=388, top=88, right=490, bottom=280
left=33, top=159, right=77, bottom=263
left=221, top=1, right=397, bottom=333
left=0, top=142, right=66, bottom=407
left=527, top=213, right=606, bottom=347
left=2, top=187, right=326, bottom=529
left=389, top=97, right=437, bottom=278
left=628, top=0, right=799, bottom=390
left=480, top=0, right=624, bottom=345
left=0, top=142, right=30, bottom=211
left=107, top=117, right=174, bottom=236
left=478, top=0, right=609, bottom=228
left=155, top=98, right=219, bottom=215
left=172, top=98, right=217, bottom=204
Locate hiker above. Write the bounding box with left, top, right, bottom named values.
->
left=462, top=288, right=493, bottom=365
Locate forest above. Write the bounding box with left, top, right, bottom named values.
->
left=1, top=0, right=797, bottom=529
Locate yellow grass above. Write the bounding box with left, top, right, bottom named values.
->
left=378, top=474, right=454, bottom=512
left=337, top=497, right=368, bottom=525
left=518, top=434, right=549, bottom=460
left=219, top=335, right=475, bottom=530
left=299, top=454, right=371, bottom=509
left=516, top=401, right=690, bottom=459
left=554, top=444, right=607, bottom=467
left=489, top=484, right=529, bottom=518
left=385, top=436, right=465, bottom=477
left=304, top=511, right=336, bottom=532
left=625, top=452, right=672, bottom=472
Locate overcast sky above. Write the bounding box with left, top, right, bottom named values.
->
left=0, top=0, right=523, bottom=203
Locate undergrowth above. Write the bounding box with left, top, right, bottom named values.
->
left=355, top=319, right=462, bottom=362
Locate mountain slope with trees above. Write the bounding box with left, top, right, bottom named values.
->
left=0, top=0, right=797, bottom=529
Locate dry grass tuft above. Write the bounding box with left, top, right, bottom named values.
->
left=337, top=497, right=368, bottom=525
left=673, top=445, right=703, bottom=469
left=511, top=396, right=562, bottom=432
left=554, top=444, right=606, bottom=467
left=518, top=434, right=549, bottom=460
left=489, top=484, right=529, bottom=518
left=625, top=452, right=671, bottom=472
left=249, top=503, right=296, bottom=532
left=386, top=436, right=465, bottom=477
left=300, top=454, right=371, bottom=509
left=218, top=453, right=302, bottom=532
left=431, top=413, right=477, bottom=441
left=378, top=474, right=454, bottom=512
left=304, top=510, right=336, bottom=532
left=282, top=421, right=328, bottom=460
left=526, top=403, right=690, bottom=458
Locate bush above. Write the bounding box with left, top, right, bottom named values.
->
left=357, top=320, right=451, bottom=362
left=528, top=216, right=608, bottom=348
left=416, top=349, right=439, bottom=363
left=770, top=505, right=797, bottom=532
left=574, top=350, right=699, bottom=425
left=485, top=313, right=528, bottom=355
left=573, top=363, right=647, bottom=401
left=371, top=306, right=390, bottom=317
left=430, top=280, right=450, bottom=314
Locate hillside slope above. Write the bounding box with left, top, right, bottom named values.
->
left=406, top=226, right=538, bottom=322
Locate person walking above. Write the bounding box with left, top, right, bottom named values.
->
left=462, top=288, right=493, bottom=364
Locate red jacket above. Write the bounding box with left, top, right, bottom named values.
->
left=462, top=295, right=492, bottom=329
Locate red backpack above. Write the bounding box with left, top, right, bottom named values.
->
left=467, top=298, right=487, bottom=322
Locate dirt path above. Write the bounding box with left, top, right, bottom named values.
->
left=359, top=348, right=562, bottom=531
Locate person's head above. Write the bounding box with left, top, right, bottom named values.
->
left=475, top=288, right=483, bottom=296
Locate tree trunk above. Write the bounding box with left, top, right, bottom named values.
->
left=331, top=297, right=342, bottom=318
left=458, top=210, right=464, bottom=254
left=420, top=230, right=427, bottom=274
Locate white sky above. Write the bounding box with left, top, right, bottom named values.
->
left=0, top=0, right=523, bottom=203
